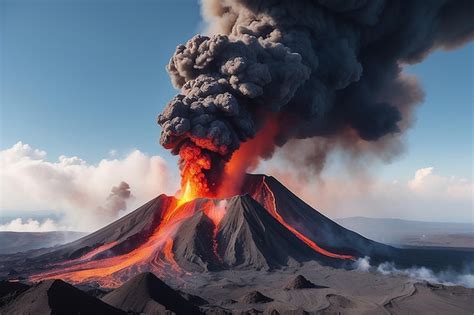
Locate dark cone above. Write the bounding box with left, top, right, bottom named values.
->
left=284, top=275, right=317, bottom=290
left=101, top=272, right=202, bottom=314
left=240, top=290, right=273, bottom=304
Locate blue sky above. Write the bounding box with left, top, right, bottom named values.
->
left=1, top=0, right=202, bottom=165
left=2, top=0, right=472, bottom=180
left=0, top=0, right=472, bottom=225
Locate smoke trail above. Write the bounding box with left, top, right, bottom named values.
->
left=97, top=181, right=132, bottom=222
left=158, top=0, right=474, bottom=195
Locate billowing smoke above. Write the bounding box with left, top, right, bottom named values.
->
left=97, top=181, right=132, bottom=222
left=158, top=0, right=474, bottom=195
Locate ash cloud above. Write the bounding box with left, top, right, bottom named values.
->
left=158, top=0, right=474, bottom=194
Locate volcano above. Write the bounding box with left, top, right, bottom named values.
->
left=1, top=174, right=472, bottom=288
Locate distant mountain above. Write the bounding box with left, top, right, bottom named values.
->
left=336, top=217, right=474, bottom=247
left=0, top=231, right=86, bottom=254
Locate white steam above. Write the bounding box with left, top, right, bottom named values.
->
left=353, top=256, right=474, bottom=288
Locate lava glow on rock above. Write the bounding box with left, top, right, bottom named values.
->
left=29, top=176, right=354, bottom=287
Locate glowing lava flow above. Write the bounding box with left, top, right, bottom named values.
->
left=176, top=180, right=195, bottom=208
left=261, top=178, right=354, bottom=260
left=29, top=173, right=352, bottom=287
left=30, top=182, right=202, bottom=287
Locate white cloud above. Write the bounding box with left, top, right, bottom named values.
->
left=1, top=141, right=472, bottom=232
left=0, top=218, right=61, bottom=232
left=408, top=167, right=434, bottom=190
left=0, top=142, right=177, bottom=231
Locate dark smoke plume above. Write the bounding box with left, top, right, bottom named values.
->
left=158, top=0, right=474, bottom=195
left=97, top=181, right=132, bottom=220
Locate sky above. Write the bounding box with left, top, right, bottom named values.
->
left=0, top=0, right=472, bottom=230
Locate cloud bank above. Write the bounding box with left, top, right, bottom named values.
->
left=260, top=153, right=473, bottom=222
left=0, top=218, right=61, bottom=232
left=0, top=142, right=177, bottom=231
left=1, top=141, right=471, bottom=232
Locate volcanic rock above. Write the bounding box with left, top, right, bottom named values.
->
left=0, top=279, right=124, bottom=314
left=35, top=195, right=174, bottom=262
left=242, top=175, right=386, bottom=258
left=240, top=290, right=274, bottom=304
left=179, top=290, right=209, bottom=306
left=101, top=272, right=202, bottom=314
left=284, top=275, right=318, bottom=290
left=173, top=206, right=219, bottom=272
left=220, top=298, right=237, bottom=305
left=0, top=281, right=30, bottom=307
left=216, top=195, right=322, bottom=270
left=264, top=308, right=309, bottom=315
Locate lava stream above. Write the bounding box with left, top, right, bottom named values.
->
left=30, top=189, right=201, bottom=286
left=261, top=178, right=354, bottom=260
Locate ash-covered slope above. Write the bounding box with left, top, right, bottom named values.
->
left=243, top=174, right=474, bottom=269
left=166, top=194, right=329, bottom=272
left=216, top=195, right=330, bottom=269
left=0, top=195, right=174, bottom=269
left=242, top=174, right=392, bottom=258
left=0, top=279, right=124, bottom=314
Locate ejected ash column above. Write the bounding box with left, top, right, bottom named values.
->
left=158, top=0, right=474, bottom=196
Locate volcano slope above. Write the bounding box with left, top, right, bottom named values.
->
left=0, top=174, right=472, bottom=287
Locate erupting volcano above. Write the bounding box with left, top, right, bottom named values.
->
left=4, top=172, right=470, bottom=292
left=19, top=174, right=364, bottom=287
left=1, top=0, right=474, bottom=313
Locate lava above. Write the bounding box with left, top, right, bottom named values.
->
left=176, top=180, right=196, bottom=208
left=30, top=184, right=202, bottom=287
left=203, top=200, right=227, bottom=262
left=260, top=178, right=354, bottom=260
left=29, top=175, right=353, bottom=287
left=217, top=115, right=279, bottom=198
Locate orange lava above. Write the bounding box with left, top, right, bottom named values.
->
left=203, top=200, right=227, bottom=261
left=29, top=160, right=353, bottom=287
left=53, top=241, right=120, bottom=266
left=30, top=181, right=202, bottom=287
left=176, top=180, right=196, bottom=208
left=261, top=178, right=354, bottom=260
left=163, top=239, right=180, bottom=272
left=217, top=115, right=279, bottom=198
